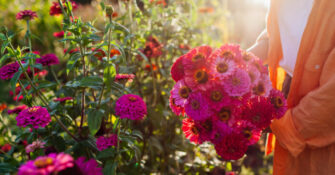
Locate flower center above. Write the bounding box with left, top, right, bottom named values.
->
left=192, top=53, right=205, bottom=62
left=243, top=53, right=252, bottom=62
left=179, top=86, right=191, bottom=99
left=194, top=70, right=209, bottom=84
left=216, top=62, right=228, bottom=73
left=221, top=51, right=234, bottom=59
left=253, top=82, right=265, bottom=95
left=28, top=107, right=38, bottom=113
left=191, top=100, right=200, bottom=110
left=274, top=97, right=283, bottom=108
left=210, top=90, right=223, bottom=102
left=34, top=157, right=54, bottom=168
left=128, top=96, right=137, bottom=102
left=252, top=115, right=260, bottom=122
left=218, top=108, right=231, bottom=121
left=232, top=77, right=240, bottom=86
left=243, top=129, right=252, bottom=140
left=201, top=120, right=213, bottom=132
left=191, top=125, right=199, bottom=135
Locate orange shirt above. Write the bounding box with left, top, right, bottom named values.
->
left=265, top=0, right=335, bottom=174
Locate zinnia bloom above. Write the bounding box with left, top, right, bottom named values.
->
left=18, top=153, right=74, bottom=175
left=183, top=46, right=212, bottom=70
left=0, top=62, right=20, bottom=80
left=171, top=55, right=185, bottom=82
left=241, top=96, right=274, bottom=129
left=53, top=97, right=73, bottom=102
left=184, top=92, right=212, bottom=121
left=210, top=57, right=236, bottom=81
left=115, top=74, right=135, bottom=82
left=7, top=105, right=28, bottom=114
left=235, top=121, right=261, bottom=146
left=1, top=144, right=11, bottom=153
left=75, top=157, right=103, bottom=175
left=209, top=44, right=243, bottom=65
left=210, top=122, right=232, bottom=144
left=53, top=31, right=71, bottom=38
left=212, top=105, right=239, bottom=127
left=197, top=118, right=217, bottom=143
left=115, top=94, right=147, bottom=120
left=185, top=67, right=212, bottom=91
left=16, top=10, right=37, bottom=20
left=25, top=140, right=45, bottom=153
left=223, top=69, right=251, bottom=97
left=204, top=83, right=231, bottom=111
left=214, top=132, right=248, bottom=160
left=171, top=80, right=191, bottom=107
left=246, top=65, right=261, bottom=85
left=36, top=54, right=59, bottom=66
left=252, top=74, right=272, bottom=97
left=49, top=1, right=78, bottom=16
left=16, top=106, right=51, bottom=129
left=96, top=134, right=117, bottom=151
left=269, top=89, right=287, bottom=119
left=169, top=96, right=184, bottom=116
left=182, top=118, right=202, bottom=144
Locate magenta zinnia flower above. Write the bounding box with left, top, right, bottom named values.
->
left=53, top=97, right=73, bottom=102
left=36, top=54, right=59, bottom=66
left=197, top=118, right=216, bottom=143
left=185, top=92, right=212, bottom=121
left=96, top=134, right=118, bottom=151
left=182, top=46, right=212, bottom=70
left=235, top=121, right=261, bottom=146
left=209, top=44, right=243, bottom=65
left=212, top=105, right=239, bottom=127
left=214, top=132, right=248, bottom=160
left=171, top=80, right=191, bottom=107
left=210, top=121, right=232, bottom=144
left=169, top=96, right=184, bottom=116
left=241, top=96, right=274, bottom=130
left=182, top=118, right=202, bottom=144
left=252, top=74, right=272, bottom=97
left=16, top=10, right=37, bottom=20
left=269, top=89, right=287, bottom=119
left=115, top=74, right=135, bottom=82
left=0, top=62, right=20, bottom=80
left=185, top=67, right=212, bottom=91
left=18, top=153, right=74, bottom=175
left=171, top=55, right=185, bottom=82
left=210, top=57, right=236, bottom=81
left=16, top=106, right=51, bottom=129
left=204, top=83, right=231, bottom=111
left=7, top=105, right=28, bottom=114
left=75, top=157, right=103, bottom=175
left=223, top=69, right=251, bottom=97
left=115, top=94, right=147, bottom=120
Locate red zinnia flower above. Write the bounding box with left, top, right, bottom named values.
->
left=16, top=10, right=37, bottom=20
left=182, top=118, right=202, bottom=144
left=214, top=132, right=248, bottom=160
left=1, top=144, right=11, bottom=153
left=50, top=1, right=78, bottom=16
left=171, top=55, right=185, bottom=82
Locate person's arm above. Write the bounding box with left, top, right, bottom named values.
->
left=247, top=30, right=269, bottom=61
left=271, top=48, right=335, bottom=157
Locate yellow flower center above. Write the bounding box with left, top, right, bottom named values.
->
left=128, top=96, right=137, bottom=102
left=28, top=107, right=39, bottom=113
left=179, top=86, right=191, bottom=99
left=192, top=53, right=205, bottom=62
left=221, top=51, right=234, bottom=59
left=211, top=90, right=223, bottom=102
left=194, top=70, right=209, bottom=84
left=243, top=129, right=252, bottom=140
left=243, top=53, right=252, bottom=62
left=253, top=82, right=265, bottom=95
left=218, top=108, right=231, bottom=121
left=274, top=97, right=284, bottom=108
left=216, top=62, right=228, bottom=73
left=34, top=157, right=54, bottom=168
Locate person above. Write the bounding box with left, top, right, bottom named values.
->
left=248, top=0, right=335, bottom=174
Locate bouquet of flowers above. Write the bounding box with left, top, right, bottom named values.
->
left=169, top=44, right=287, bottom=160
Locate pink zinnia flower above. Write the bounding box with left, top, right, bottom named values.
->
left=242, top=51, right=256, bottom=63
left=169, top=96, right=184, bottom=116
left=96, top=134, right=118, bottom=151
left=75, top=157, right=103, bottom=175
left=171, top=55, right=185, bottom=82
left=252, top=74, right=272, bottom=97
left=171, top=80, right=191, bottom=107
left=214, top=132, right=248, bottom=160
left=53, top=31, right=71, bottom=38
left=16, top=10, right=37, bottom=20
left=210, top=57, right=236, bottom=81
left=250, top=58, right=268, bottom=74
left=182, top=118, right=202, bottom=144
left=0, top=62, right=20, bottom=80
left=115, top=94, right=147, bottom=120
left=185, top=67, right=212, bottom=91
left=241, top=96, right=274, bottom=130
left=7, top=105, right=28, bottom=115
left=223, top=69, right=251, bottom=97
left=204, top=83, right=231, bottom=111
left=246, top=65, right=260, bottom=85
left=16, top=106, right=51, bottom=129
left=18, top=153, right=74, bottom=175
left=269, top=89, right=287, bottom=119
left=25, top=140, right=45, bottom=153
left=54, top=97, right=73, bottom=102
left=184, top=92, right=212, bottom=121
left=182, top=45, right=212, bottom=70
left=115, top=74, right=135, bottom=82
left=212, top=105, right=240, bottom=127
left=36, top=53, right=59, bottom=66
left=209, top=44, right=243, bottom=65
left=235, top=121, right=261, bottom=146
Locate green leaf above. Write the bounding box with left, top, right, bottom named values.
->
left=1, top=40, right=9, bottom=54
left=103, top=64, right=116, bottom=88
left=0, top=33, right=6, bottom=41
left=103, top=160, right=117, bottom=175
left=87, top=108, right=104, bottom=135
left=97, top=148, right=116, bottom=159
left=65, top=76, right=103, bottom=89
left=0, top=53, right=11, bottom=66
left=10, top=70, right=22, bottom=93
left=0, top=163, right=17, bottom=173
left=66, top=53, right=81, bottom=74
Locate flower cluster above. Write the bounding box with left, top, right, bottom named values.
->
left=16, top=106, right=51, bottom=129
left=36, top=53, right=60, bottom=66
left=18, top=152, right=102, bottom=175
left=170, top=44, right=287, bottom=160
left=139, top=36, right=163, bottom=59
left=115, top=94, right=147, bottom=120
left=96, top=134, right=118, bottom=151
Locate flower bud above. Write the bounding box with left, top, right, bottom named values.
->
left=105, top=5, right=114, bottom=17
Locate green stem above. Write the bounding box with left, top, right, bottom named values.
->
left=49, top=66, right=61, bottom=85
left=26, top=20, right=35, bottom=80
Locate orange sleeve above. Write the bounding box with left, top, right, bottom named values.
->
left=272, top=48, right=335, bottom=156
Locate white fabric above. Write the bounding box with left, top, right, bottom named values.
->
left=277, top=0, right=314, bottom=76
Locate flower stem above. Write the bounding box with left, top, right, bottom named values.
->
left=26, top=20, right=35, bottom=81
left=49, top=66, right=61, bottom=85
